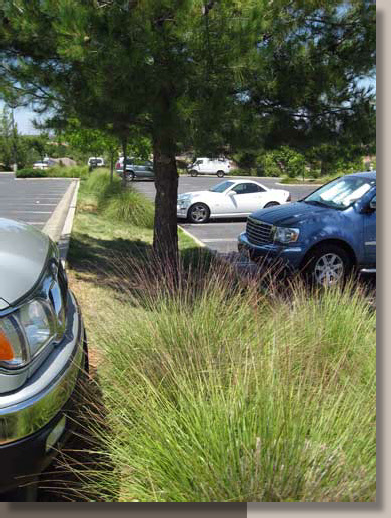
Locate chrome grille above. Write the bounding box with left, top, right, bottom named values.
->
left=47, top=259, right=68, bottom=343
left=246, top=218, right=273, bottom=246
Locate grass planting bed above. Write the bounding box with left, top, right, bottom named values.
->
left=41, top=170, right=376, bottom=502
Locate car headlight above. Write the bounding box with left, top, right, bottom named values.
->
left=272, top=226, right=300, bottom=243
left=178, top=196, right=192, bottom=206
left=0, top=299, right=57, bottom=368
left=19, top=299, right=56, bottom=357
left=0, top=254, right=68, bottom=369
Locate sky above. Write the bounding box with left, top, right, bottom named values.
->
left=0, top=100, right=48, bottom=135
left=0, top=77, right=376, bottom=135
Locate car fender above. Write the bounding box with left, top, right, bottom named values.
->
left=300, top=224, right=359, bottom=267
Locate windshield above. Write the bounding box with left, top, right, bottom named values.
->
left=304, top=176, right=375, bottom=210
left=209, top=181, right=235, bottom=193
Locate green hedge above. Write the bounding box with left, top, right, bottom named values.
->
left=16, top=167, right=48, bottom=178
left=16, top=165, right=90, bottom=179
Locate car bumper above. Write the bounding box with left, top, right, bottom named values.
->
left=237, top=232, right=304, bottom=270
left=0, top=291, right=86, bottom=493
left=177, top=205, right=189, bottom=219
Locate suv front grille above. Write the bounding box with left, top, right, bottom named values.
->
left=246, top=218, right=273, bottom=246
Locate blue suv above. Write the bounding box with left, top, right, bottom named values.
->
left=238, top=172, right=376, bottom=286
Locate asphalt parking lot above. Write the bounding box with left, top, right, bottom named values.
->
left=133, top=175, right=320, bottom=253
left=0, top=172, right=72, bottom=231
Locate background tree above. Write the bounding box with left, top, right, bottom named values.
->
left=0, top=105, right=24, bottom=169
left=26, top=132, right=50, bottom=161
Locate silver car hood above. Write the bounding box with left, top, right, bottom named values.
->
left=0, top=219, right=50, bottom=309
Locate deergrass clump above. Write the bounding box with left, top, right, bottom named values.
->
left=46, top=165, right=90, bottom=178
left=72, top=258, right=376, bottom=502
left=81, top=170, right=154, bottom=228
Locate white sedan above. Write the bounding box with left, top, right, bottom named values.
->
left=177, top=179, right=291, bottom=223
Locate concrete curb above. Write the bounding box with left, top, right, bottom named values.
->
left=178, top=225, right=206, bottom=248
left=15, top=177, right=80, bottom=181
left=42, top=180, right=80, bottom=264
left=58, top=180, right=80, bottom=265
left=275, top=181, right=323, bottom=187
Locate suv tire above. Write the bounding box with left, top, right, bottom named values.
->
left=303, top=244, right=352, bottom=287
left=216, top=170, right=225, bottom=178
left=190, top=170, right=198, bottom=177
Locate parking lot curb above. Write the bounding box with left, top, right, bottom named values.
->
left=178, top=225, right=206, bottom=248
left=42, top=179, right=80, bottom=263
left=275, top=181, right=322, bottom=187
left=57, top=180, right=80, bottom=265
left=14, top=176, right=80, bottom=181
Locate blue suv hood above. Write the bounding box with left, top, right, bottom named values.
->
left=250, top=201, right=336, bottom=226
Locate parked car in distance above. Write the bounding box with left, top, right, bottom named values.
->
left=238, top=171, right=376, bottom=286
left=115, top=157, right=155, bottom=180
left=32, top=158, right=56, bottom=170
left=87, top=157, right=105, bottom=168
left=0, top=219, right=88, bottom=501
left=177, top=179, right=291, bottom=223
left=187, top=157, right=231, bottom=178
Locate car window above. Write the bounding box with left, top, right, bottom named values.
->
left=245, top=183, right=264, bottom=193
left=231, top=183, right=247, bottom=195
left=209, top=180, right=235, bottom=193
left=231, top=183, right=261, bottom=195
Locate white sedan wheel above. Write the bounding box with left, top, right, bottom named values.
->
left=188, top=203, right=210, bottom=223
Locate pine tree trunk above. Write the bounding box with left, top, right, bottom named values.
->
left=152, top=132, right=179, bottom=269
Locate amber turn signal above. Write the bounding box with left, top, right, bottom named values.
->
left=0, top=330, right=15, bottom=361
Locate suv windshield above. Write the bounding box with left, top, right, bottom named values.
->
left=304, top=176, right=375, bottom=210
left=209, top=181, right=234, bottom=193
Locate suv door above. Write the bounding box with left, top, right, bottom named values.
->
left=363, top=193, right=376, bottom=266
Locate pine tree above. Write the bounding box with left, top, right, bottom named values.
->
left=0, top=0, right=375, bottom=264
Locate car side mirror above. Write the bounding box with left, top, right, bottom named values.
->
left=227, top=191, right=236, bottom=196
left=369, top=199, right=376, bottom=210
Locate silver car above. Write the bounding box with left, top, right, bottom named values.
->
left=115, top=157, right=155, bottom=180
left=0, top=218, right=87, bottom=501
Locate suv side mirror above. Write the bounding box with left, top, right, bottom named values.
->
left=369, top=198, right=376, bottom=210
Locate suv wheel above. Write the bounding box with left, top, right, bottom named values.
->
left=304, top=244, right=352, bottom=287
left=127, top=171, right=135, bottom=181
left=188, top=203, right=210, bottom=223
left=190, top=170, right=198, bottom=177
left=216, top=170, right=225, bottom=178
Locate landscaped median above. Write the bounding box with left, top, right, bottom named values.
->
left=49, top=170, right=375, bottom=502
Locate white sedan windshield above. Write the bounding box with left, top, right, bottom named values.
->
left=209, top=181, right=235, bottom=193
